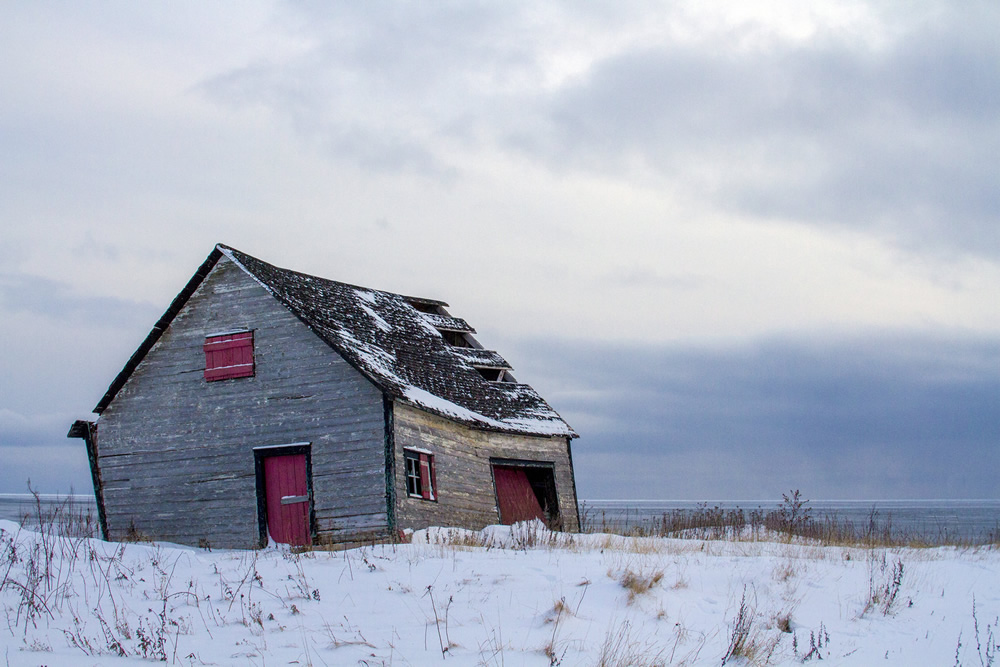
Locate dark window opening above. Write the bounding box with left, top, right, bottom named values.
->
left=204, top=331, right=254, bottom=381
left=410, top=302, right=442, bottom=314
left=404, top=449, right=437, bottom=501
left=440, top=330, right=472, bottom=347
left=475, top=367, right=504, bottom=381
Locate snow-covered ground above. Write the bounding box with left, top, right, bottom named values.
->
left=1, top=519, right=998, bottom=666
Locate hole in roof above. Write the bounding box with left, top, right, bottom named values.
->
left=441, top=330, right=472, bottom=347
left=475, top=367, right=504, bottom=381
left=410, top=302, right=442, bottom=314
left=475, top=367, right=516, bottom=383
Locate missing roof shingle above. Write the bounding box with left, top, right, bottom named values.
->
left=474, top=367, right=516, bottom=383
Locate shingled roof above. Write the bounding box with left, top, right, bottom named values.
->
left=95, top=244, right=576, bottom=439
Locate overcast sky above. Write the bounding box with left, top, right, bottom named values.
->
left=2, top=1, right=998, bottom=500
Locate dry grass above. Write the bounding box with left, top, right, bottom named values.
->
left=721, top=586, right=782, bottom=666
left=595, top=619, right=668, bottom=667
left=863, top=552, right=905, bottom=616
left=771, top=560, right=797, bottom=582
left=544, top=597, right=573, bottom=624
left=542, top=597, right=572, bottom=665
left=618, top=567, right=665, bottom=604
left=772, top=610, right=793, bottom=634
left=581, top=498, right=1000, bottom=549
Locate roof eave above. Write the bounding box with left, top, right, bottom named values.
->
left=394, top=395, right=577, bottom=439
left=402, top=295, right=449, bottom=308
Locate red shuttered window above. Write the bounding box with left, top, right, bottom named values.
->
left=404, top=449, right=436, bottom=501
left=204, top=331, right=254, bottom=381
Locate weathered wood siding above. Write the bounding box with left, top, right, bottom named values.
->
left=96, top=257, right=388, bottom=548
left=392, top=402, right=580, bottom=532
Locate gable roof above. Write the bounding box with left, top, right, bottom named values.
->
left=95, top=244, right=575, bottom=439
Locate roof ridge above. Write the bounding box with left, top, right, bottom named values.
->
left=218, top=244, right=446, bottom=307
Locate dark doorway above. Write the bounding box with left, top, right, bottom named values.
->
left=491, top=460, right=561, bottom=529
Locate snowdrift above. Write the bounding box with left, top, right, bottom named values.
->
left=1, top=519, right=998, bottom=665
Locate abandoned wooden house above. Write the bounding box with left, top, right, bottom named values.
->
left=68, top=244, right=579, bottom=548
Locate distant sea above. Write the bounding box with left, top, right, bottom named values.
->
left=0, top=494, right=97, bottom=526
left=3, top=495, right=998, bottom=545
left=581, top=499, right=1000, bottom=544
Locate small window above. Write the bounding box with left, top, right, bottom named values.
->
left=204, top=331, right=254, bottom=381
left=404, top=449, right=437, bottom=501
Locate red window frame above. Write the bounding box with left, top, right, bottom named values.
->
left=404, top=449, right=437, bottom=501
left=204, top=331, right=254, bottom=381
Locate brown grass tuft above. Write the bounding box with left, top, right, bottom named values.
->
left=619, top=568, right=664, bottom=603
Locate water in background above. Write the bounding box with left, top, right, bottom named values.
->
left=0, top=494, right=98, bottom=530
left=4, top=495, right=999, bottom=544
left=581, top=499, right=1000, bottom=544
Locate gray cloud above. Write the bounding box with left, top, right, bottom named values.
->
left=0, top=410, right=91, bottom=494
left=201, top=68, right=459, bottom=180
left=0, top=444, right=91, bottom=495
left=525, top=11, right=1000, bottom=257
left=0, top=409, right=75, bottom=450
left=0, top=273, right=158, bottom=328
left=198, top=1, right=535, bottom=180
left=511, top=332, right=1000, bottom=499
left=204, top=3, right=1000, bottom=258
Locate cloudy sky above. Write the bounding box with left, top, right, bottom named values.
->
left=2, top=1, right=997, bottom=500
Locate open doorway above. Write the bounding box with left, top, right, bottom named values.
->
left=491, top=459, right=561, bottom=530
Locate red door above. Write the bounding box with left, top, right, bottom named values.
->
left=493, top=466, right=545, bottom=524
left=263, top=453, right=311, bottom=546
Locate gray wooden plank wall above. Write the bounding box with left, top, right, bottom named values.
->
left=392, top=402, right=580, bottom=533
left=96, top=257, right=389, bottom=548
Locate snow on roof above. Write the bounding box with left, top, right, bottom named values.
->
left=219, top=245, right=575, bottom=438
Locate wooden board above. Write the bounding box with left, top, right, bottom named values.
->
left=263, top=453, right=310, bottom=546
